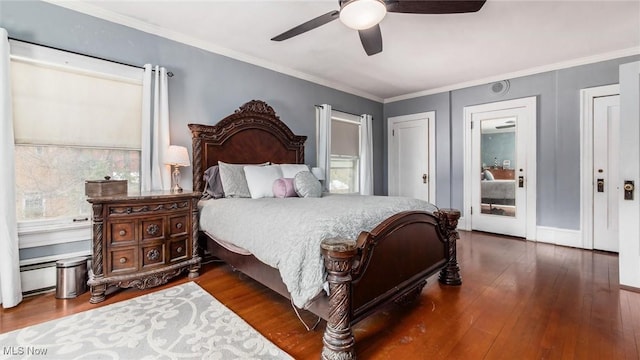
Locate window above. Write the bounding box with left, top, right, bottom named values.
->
left=329, top=112, right=361, bottom=194
left=10, top=41, right=143, bottom=246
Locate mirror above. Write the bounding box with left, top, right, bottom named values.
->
left=480, top=117, right=516, bottom=217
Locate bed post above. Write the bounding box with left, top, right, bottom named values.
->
left=436, top=208, right=462, bottom=285
left=320, top=238, right=358, bottom=360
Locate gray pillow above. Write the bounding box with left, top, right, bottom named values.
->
left=203, top=165, right=224, bottom=199
left=218, top=161, right=268, bottom=198
left=293, top=171, right=322, bottom=198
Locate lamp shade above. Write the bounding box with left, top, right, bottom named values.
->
left=165, top=145, right=190, bottom=167
left=339, top=0, right=387, bottom=30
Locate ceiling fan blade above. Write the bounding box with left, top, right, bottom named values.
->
left=271, top=10, right=340, bottom=41
left=358, top=25, right=383, bottom=56
left=385, top=0, right=486, bottom=14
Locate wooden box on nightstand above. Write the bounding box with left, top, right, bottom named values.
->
left=86, top=191, right=202, bottom=303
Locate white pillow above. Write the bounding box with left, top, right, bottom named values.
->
left=244, top=165, right=283, bottom=199
left=277, top=164, right=310, bottom=178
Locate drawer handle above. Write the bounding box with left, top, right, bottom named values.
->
left=147, top=249, right=161, bottom=261
left=119, top=257, right=127, bottom=264
left=146, top=224, right=160, bottom=236
left=176, top=246, right=183, bottom=253
left=119, top=230, right=126, bottom=236
left=175, top=222, right=183, bottom=229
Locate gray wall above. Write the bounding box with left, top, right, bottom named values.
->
left=3, top=1, right=639, bottom=262
left=385, top=55, right=640, bottom=230
left=1, top=1, right=383, bottom=260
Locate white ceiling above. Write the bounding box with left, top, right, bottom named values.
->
left=50, top=0, right=640, bottom=102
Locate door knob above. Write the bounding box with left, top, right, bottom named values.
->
left=422, top=174, right=428, bottom=184
left=518, top=176, right=524, bottom=188
left=597, top=179, right=605, bottom=192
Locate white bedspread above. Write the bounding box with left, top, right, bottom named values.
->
left=198, top=194, right=438, bottom=308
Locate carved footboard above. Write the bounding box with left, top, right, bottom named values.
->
left=320, top=209, right=461, bottom=360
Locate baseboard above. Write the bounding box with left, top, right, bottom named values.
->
left=535, top=226, right=582, bottom=248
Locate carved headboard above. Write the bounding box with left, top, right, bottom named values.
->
left=188, top=100, right=307, bottom=192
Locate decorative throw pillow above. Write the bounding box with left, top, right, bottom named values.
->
left=293, top=171, right=322, bottom=198
left=218, top=161, right=268, bottom=198
left=202, top=165, right=225, bottom=199
left=277, top=164, right=310, bottom=178
left=244, top=165, right=283, bottom=199
left=272, top=178, right=297, bottom=198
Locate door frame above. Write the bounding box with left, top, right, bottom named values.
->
left=580, top=84, right=620, bottom=250
left=463, top=96, right=537, bottom=240
left=387, top=112, right=436, bottom=203
left=619, top=61, right=640, bottom=289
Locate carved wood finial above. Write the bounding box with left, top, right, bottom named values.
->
left=436, top=208, right=462, bottom=286
left=235, top=100, right=278, bottom=117
left=321, top=237, right=357, bottom=360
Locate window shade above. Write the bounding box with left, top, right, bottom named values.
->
left=331, top=119, right=359, bottom=157
left=11, top=60, right=142, bottom=149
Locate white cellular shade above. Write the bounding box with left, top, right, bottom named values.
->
left=331, top=119, right=360, bottom=157
left=11, top=60, right=142, bottom=149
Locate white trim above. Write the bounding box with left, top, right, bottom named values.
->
left=463, top=97, right=537, bottom=239
left=579, top=84, right=620, bottom=250
left=387, top=112, right=436, bottom=204
left=42, top=0, right=383, bottom=103
left=536, top=226, right=582, bottom=248
left=385, top=47, right=640, bottom=103
left=618, top=61, right=640, bottom=288
left=18, top=221, right=91, bottom=249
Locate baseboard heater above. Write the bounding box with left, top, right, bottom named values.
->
left=19, top=252, right=91, bottom=296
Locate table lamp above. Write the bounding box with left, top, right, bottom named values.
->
left=165, top=145, right=190, bottom=192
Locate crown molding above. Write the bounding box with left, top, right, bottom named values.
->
left=43, top=0, right=384, bottom=103
left=384, top=47, right=640, bottom=103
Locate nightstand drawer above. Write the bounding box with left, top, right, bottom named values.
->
left=87, top=191, right=201, bottom=303
left=169, top=237, right=189, bottom=262
left=109, top=221, right=136, bottom=245
left=109, top=248, right=138, bottom=274
left=169, top=214, right=189, bottom=236
left=141, top=243, right=165, bottom=268
left=142, top=218, right=164, bottom=241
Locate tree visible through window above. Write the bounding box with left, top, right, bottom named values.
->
left=10, top=41, right=143, bottom=228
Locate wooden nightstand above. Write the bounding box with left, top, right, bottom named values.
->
left=86, top=191, right=202, bottom=303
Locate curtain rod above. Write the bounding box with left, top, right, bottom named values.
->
left=8, top=36, right=174, bottom=77
left=314, top=104, right=361, bottom=118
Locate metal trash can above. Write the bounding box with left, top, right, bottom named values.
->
left=55, top=257, right=88, bottom=299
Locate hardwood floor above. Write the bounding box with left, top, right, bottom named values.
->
left=2, top=231, right=639, bottom=359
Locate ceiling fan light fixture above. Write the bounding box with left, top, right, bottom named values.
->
left=339, top=0, right=387, bottom=30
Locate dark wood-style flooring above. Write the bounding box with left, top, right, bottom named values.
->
left=2, top=231, right=639, bottom=359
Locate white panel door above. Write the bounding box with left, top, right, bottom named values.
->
left=388, top=113, right=435, bottom=203
left=471, top=107, right=528, bottom=237
left=593, top=95, right=620, bottom=252
left=619, top=61, right=640, bottom=289
left=464, top=96, right=537, bottom=239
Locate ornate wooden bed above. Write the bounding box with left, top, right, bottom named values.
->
left=189, top=100, right=462, bottom=359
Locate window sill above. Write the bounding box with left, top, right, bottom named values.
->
left=18, top=219, right=91, bottom=249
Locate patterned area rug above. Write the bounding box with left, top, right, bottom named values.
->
left=0, top=282, right=292, bottom=359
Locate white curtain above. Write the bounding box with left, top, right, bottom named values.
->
left=0, top=28, right=23, bottom=308
left=141, top=64, right=171, bottom=192
left=359, top=114, right=374, bottom=195
left=316, top=104, right=332, bottom=191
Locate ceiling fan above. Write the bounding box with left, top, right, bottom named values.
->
left=271, top=0, right=487, bottom=56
